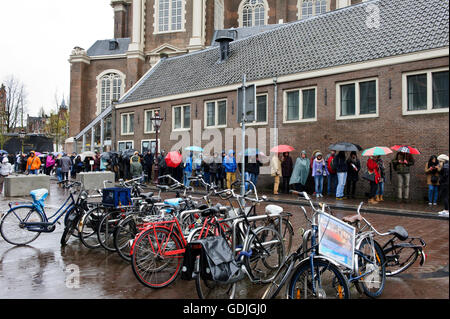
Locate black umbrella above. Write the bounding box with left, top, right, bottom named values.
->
left=122, top=149, right=138, bottom=159
left=329, top=142, right=361, bottom=152
left=101, top=151, right=120, bottom=160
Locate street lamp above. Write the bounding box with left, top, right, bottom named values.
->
left=151, top=111, right=163, bottom=184
left=19, top=130, right=26, bottom=154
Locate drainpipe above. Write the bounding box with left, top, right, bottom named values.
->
left=111, top=100, right=118, bottom=151
left=273, top=77, right=278, bottom=147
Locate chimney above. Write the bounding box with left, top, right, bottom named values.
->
left=215, top=31, right=235, bottom=62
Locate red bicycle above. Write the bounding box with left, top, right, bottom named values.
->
left=130, top=204, right=231, bottom=289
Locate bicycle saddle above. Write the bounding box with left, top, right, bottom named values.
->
left=140, top=192, right=154, bottom=199
left=265, top=205, right=283, bottom=215
left=389, top=226, right=408, bottom=241
left=200, top=206, right=220, bottom=217
left=342, top=214, right=362, bottom=224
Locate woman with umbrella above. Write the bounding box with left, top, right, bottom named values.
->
left=391, top=146, right=416, bottom=202
left=366, top=155, right=381, bottom=205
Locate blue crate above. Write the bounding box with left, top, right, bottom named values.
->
left=102, top=187, right=132, bottom=207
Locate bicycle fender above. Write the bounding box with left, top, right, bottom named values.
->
left=419, top=249, right=426, bottom=266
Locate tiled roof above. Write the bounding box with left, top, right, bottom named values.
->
left=120, top=0, right=449, bottom=104
left=87, top=38, right=131, bottom=57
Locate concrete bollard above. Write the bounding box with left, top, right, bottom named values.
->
left=4, top=174, right=51, bottom=197
left=76, top=171, right=116, bottom=191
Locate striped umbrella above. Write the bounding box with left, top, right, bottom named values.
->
left=362, top=146, right=393, bottom=156
left=391, top=145, right=421, bottom=155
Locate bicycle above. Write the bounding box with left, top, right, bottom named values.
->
left=0, top=181, right=89, bottom=246
left=342, top=209, right=426, bottom=277
left=194, top=182, right=285, bottom=299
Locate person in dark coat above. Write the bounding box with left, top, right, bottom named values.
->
left=209, top=152, right=221, bottom=187
left=143, top=150, right=154, bottom=183
left=281, top=152, right=293, bottom=194
left=345, top=151, right=360, bottom=199
left=247, top=155, right=263, bottom=189
left=333, top=151, right=348, bottom=200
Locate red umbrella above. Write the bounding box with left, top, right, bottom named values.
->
left=390, top=145, right=421, bottom=155
left=270, top=145, right=295, bottom=153
left=165, top=151, right=183, bottom=168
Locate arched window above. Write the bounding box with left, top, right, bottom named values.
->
left=239, top=0, right=268, bottom=28
left=298, top=0, right=329, bottom=20
left=214, top=0, right=224, bottom=30
left=96, top=70, right=125, bottom=114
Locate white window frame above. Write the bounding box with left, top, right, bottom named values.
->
left=153, top=0, right=186, bottom=34
left=96, top=69, right=126, bottom=115
left=214, top=0, right=225, bottom=30
left=402, top=67, right=449, bottom=115
left=204, top=99, right=227, bottom=129
left=144, top=108, right=161, bottom=134
left=246, top=93, right=269, bottom=126
left=172, top=104, right=191, bottom=131
left=118, top=140, right=134, bottom=152
left=336, top=77, right=379, bottom=120
left=298, top=0, right=330, bottom=20
left=141, top=139, right=161, bottom=154
left=283, top=86, right=318, bottom=123
left=121, top=112, right=135, bottom=135
left=238, top=0, right=269, bottom=28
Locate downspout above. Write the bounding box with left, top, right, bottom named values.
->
left=273, top=77, right=278, bottom=147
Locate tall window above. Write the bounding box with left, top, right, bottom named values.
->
left=144, top=109, right=161, bottom=133
left=157, top=0, right=184, bottom=33
left=121, top=113, right=134, bottom=135
left=299, top=0, right=329, bottom=20
left=284, top=87, right=317, bottom=123
left=402, top=68, right=449, bottom=114
left=173, top=105, right=191, bottom=130
left=336, top=78, right=378, bottom=119
left=240, top=0, right=268, bottom=27
left=214, top=0, right=224, bottom=30
left=99, top=73, right=124, bottom=113
left=205, top=100, right=227, bottom=128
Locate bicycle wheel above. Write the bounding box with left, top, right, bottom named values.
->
left=355, top=237, right=385, bottom=298
left=131, top=226, right=184, bottom=288
left=61, top=222, right=76, bottom=246
left=196, top=276, right=236, bottom=299
left=384, top=243, right=419, bottom=277
left=80, top=207, right=107, bottom=249
left=97, top=210, right=122, bottom=252
left=243, top=226, right=284, bottom=283
left=288, top=258, right=350, bottom=299
left=114, top=215, right=140, bottom=262
left=0, top=207, right=43, bottom=246
left=261, top=255, right=295, bottom=299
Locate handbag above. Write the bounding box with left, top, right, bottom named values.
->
left=362, top=170, right=375, bottom=182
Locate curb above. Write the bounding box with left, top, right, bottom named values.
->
left=142, top=186, right=449, bottom=221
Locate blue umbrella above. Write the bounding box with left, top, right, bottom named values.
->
left=185, top=146, right=203, bottom=152
left=0, top=150, right=8, bottom=155
left=239, top=148, right=260, bottom=156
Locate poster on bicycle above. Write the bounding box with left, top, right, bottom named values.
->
left=318, top=212, right=355, bottom=270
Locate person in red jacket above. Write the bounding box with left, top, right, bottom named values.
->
left=367, top=156, right=381, bottom=205
left=326, top=150, right=337, bottom=196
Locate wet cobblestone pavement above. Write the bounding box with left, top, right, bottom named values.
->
left=0, top=181, right=448, bottom=299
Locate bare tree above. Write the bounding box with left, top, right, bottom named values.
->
left=2, top=75, right=28, bottom=132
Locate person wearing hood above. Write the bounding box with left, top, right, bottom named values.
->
left=0, top=157, right=13, bottom=194
left=45, top=154, right=56, bottom=175
left=290, top=151, right=310, bottom=192
left=312, top=152, right=328, bottom=198
left=223, top=150, right=237, bottom=189
left=26, top=151, right=41, bottom=175
left=130, top=152, right=143, bottom=179
left=184, top=152, right=193, bottom=187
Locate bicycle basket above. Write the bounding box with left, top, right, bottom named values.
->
left=102, top=187, right=132, bottom=207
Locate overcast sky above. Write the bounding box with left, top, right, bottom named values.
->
left=0, top=0, right=113, bottom=116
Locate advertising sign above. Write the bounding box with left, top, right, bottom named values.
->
left=318, top=212, right=355, bottom=269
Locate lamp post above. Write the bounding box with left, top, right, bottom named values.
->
left=151, top=111, right=163, bottom=184
left=19, top=130, right=26, bottom=154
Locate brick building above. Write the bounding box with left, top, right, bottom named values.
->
left=70, top=0, right=449, bottom=200
left=69, top=0, right=368, bottom=149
